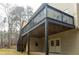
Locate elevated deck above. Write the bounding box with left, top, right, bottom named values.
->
left=21, top=3, right=74, bottom=36
left=17, top=3, right=75, bottom=55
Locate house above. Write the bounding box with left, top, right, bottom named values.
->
left=17, top=3, right=79, bottom=55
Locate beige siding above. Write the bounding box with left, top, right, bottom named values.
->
left=49, top=29, right=79, bottom=54
left=21, top=20, right=27, bottom=28
left=26, top=38, right=45, bottom=52
left=47, top=3, right=79, bottom=54
left=25, top=29, right=79, bottom=54
left=77, top=4, right=79, bottom=28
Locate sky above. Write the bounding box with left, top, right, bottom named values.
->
left=0, top=0, right=78, bottom=31
left=0, top=0, right=52, bottom=12
left=0, top=0, right=78, bottom=15
left=0, top=0, right=78, bottom=18
left=0, top=0, right=77, bottom=12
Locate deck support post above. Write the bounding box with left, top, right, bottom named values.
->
left=27, top=33, right=30, bottom=55
left=45, top=20, right=49, bottom=55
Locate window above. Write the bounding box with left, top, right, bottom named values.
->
left=35, top=42, right=38, bottom=46
left=56, top=40, right=60, bottom=46
left=51, top=41, right=54, bottom=46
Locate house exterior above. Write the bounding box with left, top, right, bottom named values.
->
left=17, top=3, right=79, bottom=55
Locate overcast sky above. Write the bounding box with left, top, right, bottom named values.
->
left=0, top=0, right=78, bottom=31
left=0, top=0, right=78, bottom=13
left=0, top=0, right=78, bottom=16
left=0, top=0, right=53, bottom=12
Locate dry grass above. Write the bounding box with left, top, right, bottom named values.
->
left=0, top=48, right=27, bottom=55
left=0, top=48, right=46, bottom=55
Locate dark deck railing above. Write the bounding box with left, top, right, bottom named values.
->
left=21, top=3, right=74, bottom=35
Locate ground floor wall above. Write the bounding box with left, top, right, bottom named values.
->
left=62, top=29, right=79, bottom=55
left=25, top=29, right=79, bottom=55
left=26, top=37, right=45, bottom=52
left=49, top=29, right=79, bottom=55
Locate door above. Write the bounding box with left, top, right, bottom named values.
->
left=49, top=38, right=61, bottom=53
left=55, top=39, right=61, bottom=53
left=49, top=40, right=55, bottom=53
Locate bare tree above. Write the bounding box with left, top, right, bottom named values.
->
left=0, top=3, right=33, bottom=48
left=26, top=6, right=33, bottom=22
left=0, top=18, right=6, bottom=48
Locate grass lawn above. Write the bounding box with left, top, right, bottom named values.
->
left=0, top=48, right=27, bottom=55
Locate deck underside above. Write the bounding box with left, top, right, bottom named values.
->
left=17, top=19, right=75, bottom=54
left=29, top=20, right=74, bottom=38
